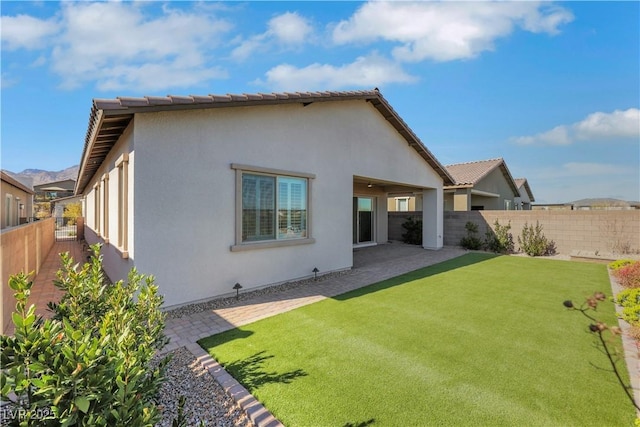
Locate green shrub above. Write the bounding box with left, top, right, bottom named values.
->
left=518, top=221, right=556, bottom=256
left=401, top=217, right=422, bottom=245
left=0, top=244, right=169, bottom=426
left=608, top=259, right=636, bottom=271
left=460, top=221, right=483, bottom=250
left=484, top=220, right=514, bottom=254
left=614, top=287, right=640, bottom=327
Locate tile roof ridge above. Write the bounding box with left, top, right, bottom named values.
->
left=445, top=157, right=503, bottom=167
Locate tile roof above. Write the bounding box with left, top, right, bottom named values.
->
left=76, top=89, right=454, bottom=193
left=1, top=170, right=34, bottom=194
left=444, top=158, right=519, bottom=196
left=514, top=178, right=535, bottom=202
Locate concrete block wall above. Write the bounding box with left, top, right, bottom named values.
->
left=1, top=218, right=55, bottom=334
left=388, top=212, right=423, bottom=242
left=443, top=210, right=640, bottom=255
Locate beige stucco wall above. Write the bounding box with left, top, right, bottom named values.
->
left=1, top=180, right=34, bottom=228
left=445, top=168, right=519, bottom=211
left=387, top=195, right=422, bottom=212
left=93, top=100, right=444, bottom=307
left=443, top=210, right=640, bottom=255
left=1, top=218, right=55, bottom=334
left=82, top=122, right=135, bottom=283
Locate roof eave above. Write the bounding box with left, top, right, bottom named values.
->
left=76, top=89, right=455, bottom=192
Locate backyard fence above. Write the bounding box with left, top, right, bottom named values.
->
left=389, top=210, right=640, bottom=255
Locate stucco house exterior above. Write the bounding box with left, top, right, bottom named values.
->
left=75, top=89, right=454, bottom=308
left=34, top=179, right=76, bottom=202
left=514, top=178, right=535, bottom=210
left=1, top=171, right=34, bottom=229
left=443, top=158, right=520, bottom=211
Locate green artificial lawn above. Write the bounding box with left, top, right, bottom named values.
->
left=199, top=253, right=636, bottom=426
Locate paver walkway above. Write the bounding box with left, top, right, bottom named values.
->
left=162, top=244, right=467, bottom=351
left=4, top=240, right=86, bottom=336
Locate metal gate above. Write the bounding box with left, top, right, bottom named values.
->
left=54, top=217, right=78, bottom=241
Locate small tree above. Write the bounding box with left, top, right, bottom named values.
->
left=62, top=203, right=82, bottom=226
left=484, top=220, right=514, bottom=254
left=518, top=221, right=555, bottom=256
left=563, top=293, right=640, bottom=413
left=460, top=221, right=483, bottom=250
left=35, top=202, right=51, bottom=219
left=401, top=217, right=422, bottom=245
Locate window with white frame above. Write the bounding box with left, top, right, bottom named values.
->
left=116, top=153, right=129, bottom=257
left=102, top=174, right=109, bottom=242
left=5, top=194, right=12, bottom=227
left=396, top=197, right=409, bottom=212
left=93, top=183, right=100, bottom=236
left=232, top=164, right=314, bottom=249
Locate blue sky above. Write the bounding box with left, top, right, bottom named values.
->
left=1, top=1, right=638, bottom=203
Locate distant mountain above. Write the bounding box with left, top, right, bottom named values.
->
left=5, top=165, right=79, bottom=188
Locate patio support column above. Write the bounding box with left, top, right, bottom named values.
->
left=422, top=188, right=443, bottom=250
left=376, top=195, right=388, bottom=243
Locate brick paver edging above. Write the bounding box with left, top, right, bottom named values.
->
left=607, top=269, right=640, bottom=415
left=184, top=343, right=284, bottom=427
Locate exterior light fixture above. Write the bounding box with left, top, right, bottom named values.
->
left=233, top=282, right=243, bottom=299
left=367, top=183, right=373, bottom=188
left=312, top=267, right=319, bottom=280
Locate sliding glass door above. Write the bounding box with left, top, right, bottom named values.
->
left=353, top=197, right=374, bottom=244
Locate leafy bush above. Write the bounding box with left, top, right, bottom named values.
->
left=518, top=221, right=556, bottom=256
left=484, top=220, right=514, bottom=254
left=614, top=287, right=640, bottom=326
left=401, top=217, right=422, bottom=245
left=0, top=244, right=169, bottom=426
left=62, top=203, right=82, bottom=226
left=608, top=259, right=636, bottom=271
left=460, top=221, right=483, bottom=250
left=612, top=261, right=640, bottom=289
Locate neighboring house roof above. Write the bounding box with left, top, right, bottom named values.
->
left=34, top=179, right=76, bottom=191
left=444, top=158, right=519, bottom=197
left=38, top=186, right=72, bottom=192
left=1, top=170, right=35, bottom=194
left=76, top=89, right=454, bottom=194
left=514, top=178, right=535, bottom=202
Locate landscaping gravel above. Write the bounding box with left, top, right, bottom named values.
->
left=155, top=347, right=252, bottom=427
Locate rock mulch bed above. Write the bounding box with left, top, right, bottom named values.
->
left=155, top=347, right=252, bottom=427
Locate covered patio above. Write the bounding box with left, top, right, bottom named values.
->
left=353, top=176, right=443, bottom=250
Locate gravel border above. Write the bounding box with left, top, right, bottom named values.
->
left=154, top=347, right=252, bottom=427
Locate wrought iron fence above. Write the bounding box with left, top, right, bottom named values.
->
left=54, top=217, right=78, bottom=241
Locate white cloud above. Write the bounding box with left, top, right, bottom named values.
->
left=332, top=1, right=573, bottom=62
left=258, top=53, right=416, bottom=92
left=44, top=2, right=232, bottom=91
left=268, top=12, right=313, bottom=45
left=1, top=73, right=19, bottom=89
left=574, top=109, right=640, bottom=140
left=232, top=11, right=312, bottom=61
left=0, top=14, right=60, bottom=50
left=512, top=108, right=640, bottom=145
